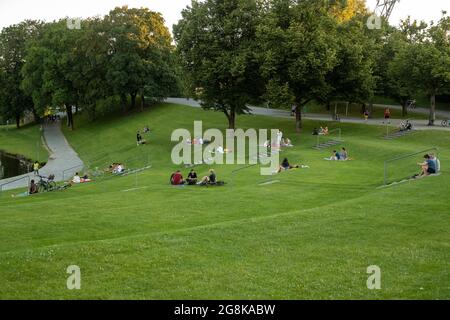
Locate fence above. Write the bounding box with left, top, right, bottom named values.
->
left=0, top=175, right=31, bottom=197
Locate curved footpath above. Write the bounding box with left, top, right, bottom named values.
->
left=0, top=122, right=84, bottom=192
left=165, top=98, right=450, bottom=132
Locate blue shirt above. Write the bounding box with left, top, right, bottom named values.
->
left=426, top=159, right=436, bottom=171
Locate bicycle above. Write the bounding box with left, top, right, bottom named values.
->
left=37, top=175, right=57, bottom=193
left=407, top=100, right=416, bottom=110
left=442, top=119, right=449, bottom=127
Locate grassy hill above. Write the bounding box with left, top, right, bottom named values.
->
left=0, top=124, right=48, bottom=163
left=0, top=103, right=448, bottom=299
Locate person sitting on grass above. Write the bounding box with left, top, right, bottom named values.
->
left=137, top=131, right=147, bottom=146
left=277, top=158, right=300, bottom=173
left=281, top=138, right=293, bottom=147
left=417, top=154, right=436, bottom=177
left=113, top=164, right=125, bottom=174
left=312, top=128, right=319, bottom=136
left=72, top=173, right=81, bottom=184
left=171, top=170, right=185, bottom=185
left=186, top=169, right=198, bottom=185
left=325, top=150, right=340, bottom=161
left=29, top=180, right=38, bottom=194
left=339, top=147, right=348, bottom=161
left=199, top=169, right=216, bottom=185
left=429, top=154, right=441, bottom=173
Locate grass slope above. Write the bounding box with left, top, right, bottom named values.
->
left=0, top=103, right=448, bottom=299
left=0, top=124, right=48, bottom=163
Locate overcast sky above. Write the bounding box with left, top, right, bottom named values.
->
left=0, top=0, right=449, bottom=33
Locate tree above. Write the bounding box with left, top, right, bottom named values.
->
left=0, top=20, right=43, bottom=127
left=258, top=0, right=339, bottom=131
left=319, top=16, right=376, bottom=116
left=21, top=20, right=82, bottom=130
left=387, top=14, right=450, bottom=124
left=174, top=0, right=264, bottom=129
left=104, top=6, right=175, bottom=113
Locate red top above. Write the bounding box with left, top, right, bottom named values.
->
left=172, top=172, right=184, bottom=185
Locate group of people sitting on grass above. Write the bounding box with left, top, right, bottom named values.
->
left=107, top=163, right=126, bottom=174
left=324, top=147, right=352, bottom=161
left=170, top=169, right=221, bottom=186
left=415, top=154, right=440, bottom=178
left=312, top=127, right=329, bottom=136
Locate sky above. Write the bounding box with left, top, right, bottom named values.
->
left=0, top=0, right=449, bottom=33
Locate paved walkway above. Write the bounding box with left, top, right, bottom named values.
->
left=0, top=123, right=84, bottom=191
left=165, top=98, right=450, bottom=132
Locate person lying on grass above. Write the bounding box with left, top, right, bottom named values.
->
left=277, top=158, right=300, bottom=173
left=170, top=170, right=185, bottom=186
left=417, top=154, right=437, bottom=177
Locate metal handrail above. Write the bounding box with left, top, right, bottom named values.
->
left=383, top=147, right=439, bottom=185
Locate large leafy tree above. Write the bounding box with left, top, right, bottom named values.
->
left=0, top=20, right=43, bottom=127
left=258, top=0, right=339, bottom=131
left=21, top=20, right=82, bottom=130
left=174, top=0, right=264, bottom=129
left=318, top=16, right=376, bottom=115
left=387, top=14, right=450, bottom=124
left=104, top=6, right=175, bottom=112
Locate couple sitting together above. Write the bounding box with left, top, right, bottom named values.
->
left=325, top=148, right=351, bottom=161
left=70, top=172, right=91, bottom=185
left=415, top=154, right=440, bottom=178
left=170, top=169, right=218, bottom=186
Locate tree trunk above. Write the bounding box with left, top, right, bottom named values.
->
left=368, top=103, right=374, bottom=119
left=32, top=107, right=40, bottom=124
left=140, top=93, right=145, bottom=112
left=120, top=94, right=127, bottom=113
left=401, top=99, right=408, bottom=117
left=326, top=101, right=331, bottom=111
left=228, top=108, right=236, bottom=130
left=66, top=105, right=74, bottom=130
left=295, top=105, right=302, bottom=132
left=15, top=114, right=20, bottom=128
left=429, top=94, right=436, bottom=126
left=361, top=103, right=366, bottom=114
left=131, top=92, right=137, bottom=110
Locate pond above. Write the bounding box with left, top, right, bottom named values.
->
left=0, top=151, right=34, bottom=180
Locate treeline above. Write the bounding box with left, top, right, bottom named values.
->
left=1, top=1, right=449, bottom=131
left=0, top=6, right=181, bottom=129
left=174, top=0, right=450, bottom=129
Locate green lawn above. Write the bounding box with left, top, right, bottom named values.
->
left=0, top=124, right=48, bottom=163
left=0, top=103, right=448, bottom=299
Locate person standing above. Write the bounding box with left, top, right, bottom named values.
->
left=33, top=161, right=40, bottom=175
left=384, top=108, right=391, bottom=124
